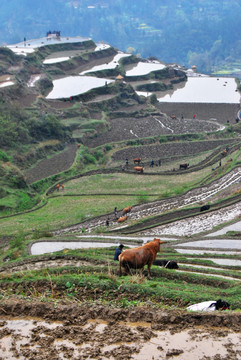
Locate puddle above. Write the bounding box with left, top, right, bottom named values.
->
left=158, top=76, right=240, bottom=103
left=46, top=76, right=113, bottom=99
left=125, top=61, right=166, bottom=76
left=0, top=318, right=63, bottom=360
left=86, top=319, right=108, bottom=332
left=132, top=329, right=241, bottom=360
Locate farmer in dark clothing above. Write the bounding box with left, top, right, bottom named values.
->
left=114, top=244, right=124, bottom=261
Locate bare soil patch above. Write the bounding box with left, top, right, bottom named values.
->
left=157, top=102, right=240, bottom=123
left=24, top=144, right=78, bottom=184
left=84, top=114, right=221, bottom=148
left=111, top=139, right=232, bottom=163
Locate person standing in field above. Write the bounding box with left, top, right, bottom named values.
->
left=114, top=244, right=124, bottom=261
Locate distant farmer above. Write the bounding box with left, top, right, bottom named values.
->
left=106, top=218, right=109, bottom=227
left=150, top=160, right=154, bottom=167
left=114, top=207, right=118, bottom=219
left=181, top=114, right=184, bottom=120
left=126, top=158, right=128, bottom=167
left=114, top=244, right=124, bottom=261
left=158, top=159, right=162, bottom=166
left=193, top=114, right=196, bottom=119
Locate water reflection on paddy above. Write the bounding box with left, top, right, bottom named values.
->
left=43, top=56, right=70, bottom=64
left=176, top=249, right=240, bottom=255
left=177, top=239, right=241, bottom=249
left=46, top=76, right=113, bottom=99
left=95, top=43, right=111, bottom=51
left=208, top=220, right=241, bottom=237
left=126, top=61, right=166, bottom=76
left=7, top=36, right=90, bottom=52
left=205, top=258, right=241, bottom=266
left=80, top=53, right=131, bottom=74
left=0, top=81, right=14, bottom=88
left=158, top=77, right=240, bottom=103
left=30, top=241, right=138, bottom=256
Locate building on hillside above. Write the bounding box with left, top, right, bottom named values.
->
left=191, top=65, right=197, bottom=73
left=115, top=74, right=124, bottom=81
left=46, top=31, right=61, bottom=40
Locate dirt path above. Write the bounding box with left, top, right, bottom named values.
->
left=0, top=301, right=240, bottom=360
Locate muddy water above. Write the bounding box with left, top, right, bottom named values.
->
left=0, top=318, right=62, bottom=360
left=134, top=328, right=241, bottom=360
left=0, top=318, right=240, bottom=360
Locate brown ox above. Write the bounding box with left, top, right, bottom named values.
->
left=56, top=184, right=64, bottom=191
left=133, top=158, right=141, bottom=164
left=134, top=166, right=144, bottom=173
left=170, top=114, right=176, bottom=119
left=221, top=150, right=227, bottom=156
left=119, top=238, right=165, bottom=278
left=117, top=215, right=128, bottom=223
left=122, top=206, right=132, bottom=215
left=179, top=163, right=189, bottom=170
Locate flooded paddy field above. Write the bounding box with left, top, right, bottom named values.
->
left=158, top=77, right=240, bottom=103
left=46, top=76, right=113, bottom=99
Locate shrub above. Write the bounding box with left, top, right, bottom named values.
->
left=83, top=153, right=97, bottom=165
left=150, top=93, right=158, bottom=104
left=0, top=150, right=10, bottom=162
left=105, top=144, right=112, bottom=152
